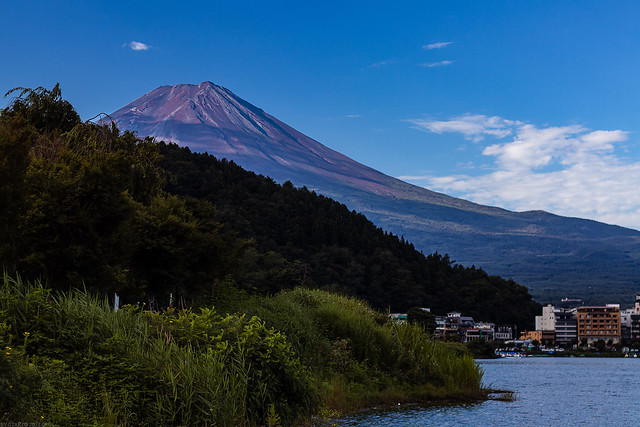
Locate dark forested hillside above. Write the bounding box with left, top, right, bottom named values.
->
left=0, top=85, right=244, bottom=298
left=0, top=84, right=540, bottom=330
left=158, top=143, right=540, bottom=328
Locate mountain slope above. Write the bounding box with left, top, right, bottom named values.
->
left=111, top=82, right=640, bottom=304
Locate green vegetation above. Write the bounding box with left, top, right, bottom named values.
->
left=0, top=85, right=243, bottom=299
left=225, top=288, right=484, bottom=409
left=406, top=307, right=437, bottom=334
left=0, top=274, right=315, bottom=424
left=465, top=340, right=502, bottom=359
left=0, top=274, right=483, bottom=424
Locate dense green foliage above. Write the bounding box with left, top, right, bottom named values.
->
left=407, top=307, right=437, bottom=334
left=225, top=288, right=483, bottom=407
left=0, top=85, right=244, bottom=300
left=0, top=275, right=482, bottom=424
left=0, top=275, right=315, bottom=424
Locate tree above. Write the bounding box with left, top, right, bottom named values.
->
left=0, top=116, right=34, bottom=273
left=128, top=195, right=246, bottom=299
left=3, top=83, right=80, bottom=134
left=406, top=307, right=437, bottom=334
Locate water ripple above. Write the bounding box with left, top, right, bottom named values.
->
left=337, top=358, right=640, bottom=425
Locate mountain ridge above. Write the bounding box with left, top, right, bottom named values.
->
left=110, top=81, right=640, bottom=304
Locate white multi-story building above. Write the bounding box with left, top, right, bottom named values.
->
left=535, top=304, right=556, bottom=331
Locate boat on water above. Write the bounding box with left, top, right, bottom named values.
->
left=496, top=351, right=527, bottom=358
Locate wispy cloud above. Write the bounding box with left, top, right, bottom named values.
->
left=126, top=41, right=151, bottom=51
left=408, top=114, right=518, bottom=141
left=345, top=114, right=362, bottom=118
left=404, top=114, right=640, bottom=229
left=420, top=60, right=454, bottom=68
left=423, top=42, right=453, bottom=50
left=368, top=59, right=395, bottom=68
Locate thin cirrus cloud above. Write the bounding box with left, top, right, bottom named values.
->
left=402, top=114, right=640, bottom=229
left=126, top=41, right=151, bottom=51
left=420, top=60, right=454, bottom=68
left=423, top=42, right=453, bottom=50
left=367, top=59, right=396, bottom=68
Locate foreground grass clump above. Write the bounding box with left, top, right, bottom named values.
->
left=0, top=274, right=315, bottom=425
left=232, top=287, right=484, bottom=412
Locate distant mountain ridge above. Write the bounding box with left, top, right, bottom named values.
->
left=111, top=81, right=640, bottom=304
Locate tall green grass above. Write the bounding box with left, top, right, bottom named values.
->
left=0, top=275, right=484, bottom=423
left=0, top=274, right=315, bottom=425
left=235, top=287, right=484, bottom=410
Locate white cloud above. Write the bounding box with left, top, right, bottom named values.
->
left=345, top=114, right=362, bottom=118
left=404, top=114, right=640, bottom=229
left=408, top=114, right=518, bottom=142
left=420, top=60, right=454, bottom=68
left=423, top=42, right=453, bottom=50
left=127, top=41, right=151, bottom=51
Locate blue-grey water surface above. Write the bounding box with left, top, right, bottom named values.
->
left=338, top=357, right=640, bottom=425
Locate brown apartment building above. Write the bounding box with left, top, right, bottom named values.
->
left=576, top=305, right=621, bottom=344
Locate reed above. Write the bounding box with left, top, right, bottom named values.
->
left=237, top=287, right=485, bottom=412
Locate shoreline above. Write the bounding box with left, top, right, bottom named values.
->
left=316, top=387, right=514, bottom=424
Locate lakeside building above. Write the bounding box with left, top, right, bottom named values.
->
left=535, top=304, right=556, bottom=332
left=576, top=304, right=621, bottom=345
left=628, top=293, right=640, bottom=340
left=519, top=330, right=543, bottom=342
left=435, top=312, right=475, bottom=341
left=431, top=312, right=514, bottom=342
left=388, top=310, right=512, bottom=343
left=526, top=295, right=640, bottom=346
left=554, top=308, right=577, bottom=345
left=495, top=325, right=515, bottom=341
left=631, top=314, right=640, bottom=340
left=620, top=308, right=635, bottom=340
left=466, top=322, right=495, bottom=341
left=541, top=330, right=555, bottom=344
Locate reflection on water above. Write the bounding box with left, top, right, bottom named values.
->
left=337, top=358, right=640, bottom=425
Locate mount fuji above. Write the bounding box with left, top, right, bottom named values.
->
left=110, top=81, right=640, bottom=304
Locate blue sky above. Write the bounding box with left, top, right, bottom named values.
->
left=3, top=1, right=640, bottom=228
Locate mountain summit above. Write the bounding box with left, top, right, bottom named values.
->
left=111, top=82, right=640, bottom=304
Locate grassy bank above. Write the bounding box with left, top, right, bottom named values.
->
left=232, top=287, right=484, bottom=412
left=0, top=274, right=483, bottom=425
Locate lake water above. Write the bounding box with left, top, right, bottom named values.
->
left=338, top=357, right=640, bottom=425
